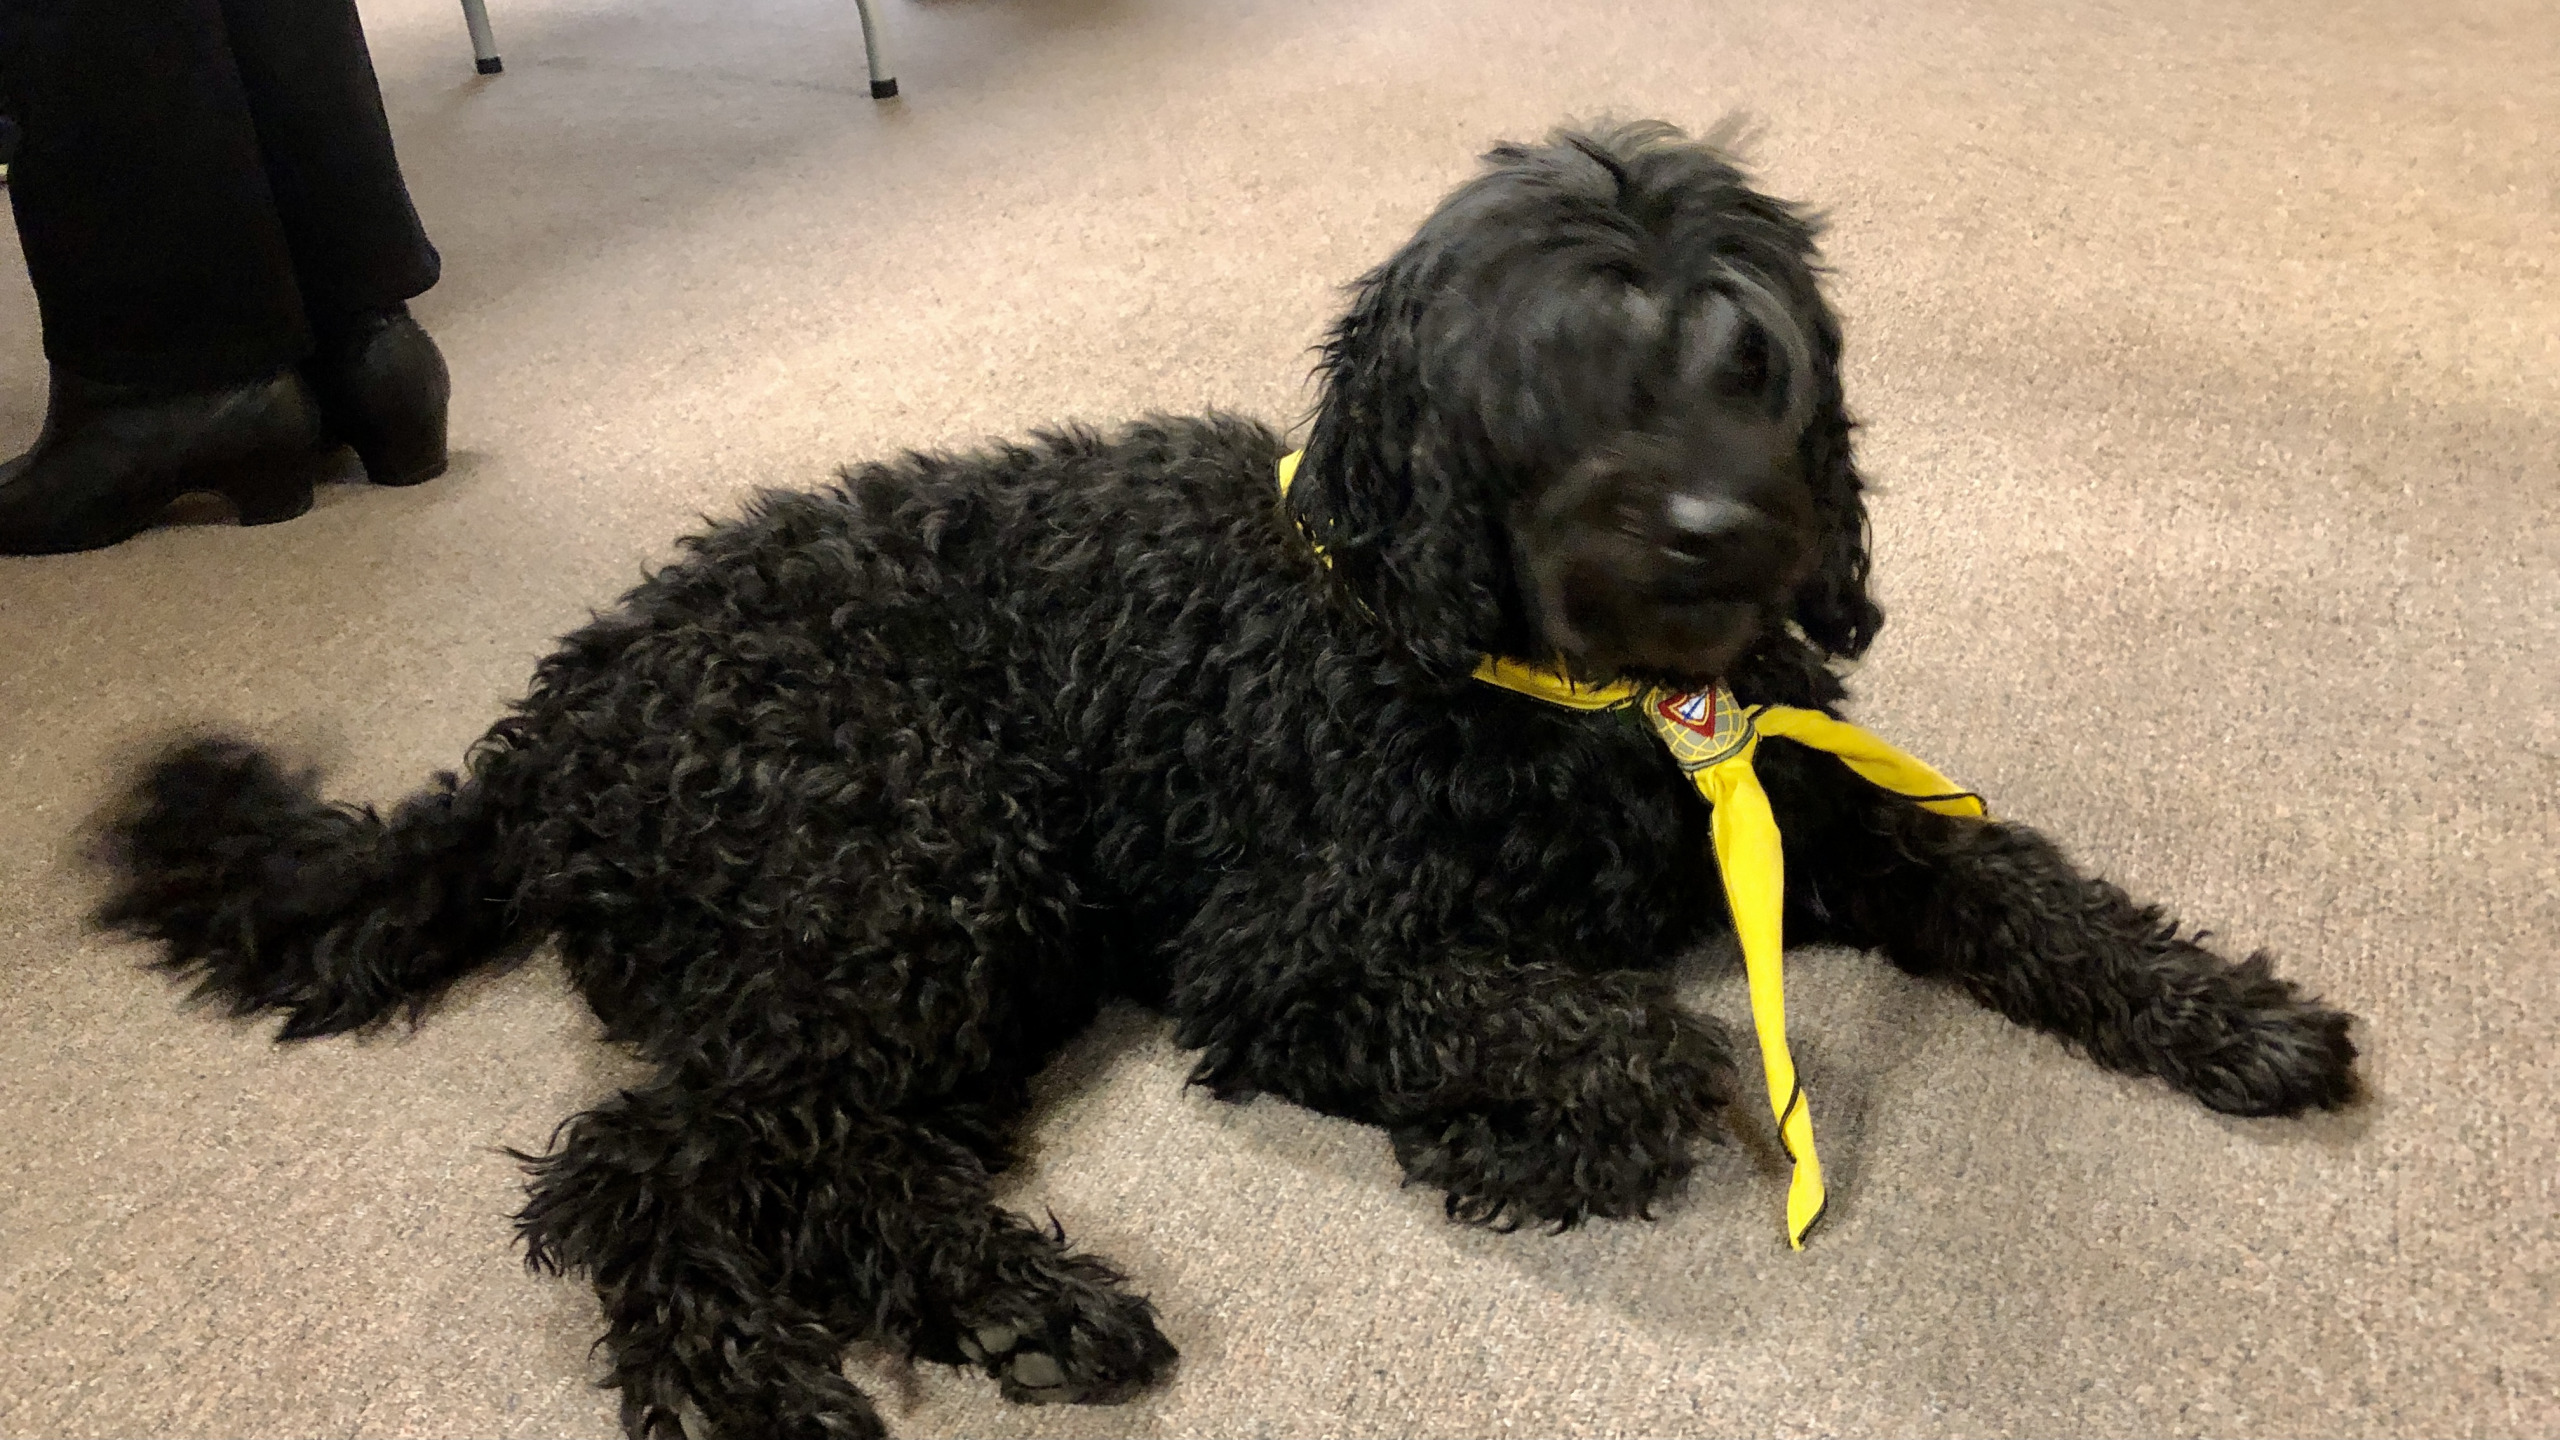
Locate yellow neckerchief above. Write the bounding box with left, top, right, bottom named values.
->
left=1279, top=449, right=1987, bottom=1248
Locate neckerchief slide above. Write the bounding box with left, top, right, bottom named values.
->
left=1278, top=449, right=1987, bottom=1248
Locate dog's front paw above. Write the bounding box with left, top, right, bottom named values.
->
left=1389, top=1006, right=1734, bottom=1229
left=949, top=1251, right=1178, bottom=1406
left=2160, top=953, right=2361, bottom=1117
left=1389, top=1108, right=1693, bottom=1229
left=1390, top=1076, right=1727, bottom=1230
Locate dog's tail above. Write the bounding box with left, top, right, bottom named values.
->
left=95, top=735, right=524, bottom=1040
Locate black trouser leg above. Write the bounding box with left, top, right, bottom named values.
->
left=1, top=0, right=308, bottom=387
left=0, top=0, right=437, bottom=390
left=216, top=0, right=439, bottom=325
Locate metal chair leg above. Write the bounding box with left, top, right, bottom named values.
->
left=850, top=0, right=896, bottom=98
left=454, top=0, right=882, bottom=94
left=461, top=0, right=503, bottom=74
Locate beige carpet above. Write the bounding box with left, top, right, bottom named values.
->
left=3, top=0, right=2554, bottom=1434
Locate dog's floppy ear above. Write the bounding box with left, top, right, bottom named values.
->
left=1693, top=264, right=1880, bottom=663
left=1791, top=361, right=1884, bottom=660
left=1291, top=253, right=1513, bottom=682
left=1669, top=155, right=1882, bottom=665
left=1692, top=273, right=1878, bottom=663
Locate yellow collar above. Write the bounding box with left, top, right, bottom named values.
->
left=1282, top=449, right=1985, bottom=1248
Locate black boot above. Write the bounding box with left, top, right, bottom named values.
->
left=305, top=304, right=449, bottom=487
left=0, top=367, right=335, bottom=555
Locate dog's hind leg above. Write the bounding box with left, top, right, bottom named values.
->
left=516, top=1060, right=1175, bottom=1439
left=1760, top=742, right=2361, bottom=1117
left=515, top=1065, right=892, bottom=1440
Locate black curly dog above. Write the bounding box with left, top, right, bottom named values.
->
left=97, top=122, right=2359, bottom=1439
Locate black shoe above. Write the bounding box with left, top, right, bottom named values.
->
left=306, top=305, right=450, bottom=487
left=0, top=368, right=336, bottom=555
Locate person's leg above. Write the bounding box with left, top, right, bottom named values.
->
left=0, top=0, right=336, bottom=553
left=215, top=0, right=439, bottom=325
left=213, top=0, right=450, bottom=486
left=0, top=0, right=311, bottom=388
left=0, top=0, right=454, bottom=551
left=182, top=0, right=452, bottom=487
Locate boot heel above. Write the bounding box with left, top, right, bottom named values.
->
left=310, top=311, right=452, bottom=487
left=353, top=426, right=449, bottom=488
left=207, top=455, right=322, bottom=527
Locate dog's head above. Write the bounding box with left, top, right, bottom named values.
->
left=1290, top=121, right=1881, bottom=693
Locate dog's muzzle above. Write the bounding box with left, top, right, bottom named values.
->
left=1516, top=439, right=1815, bottom=682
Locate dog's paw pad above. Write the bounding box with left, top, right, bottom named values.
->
left=1005, top=1350, right=1068, bottom=1392
left=957, top=1325, right=1069, bottom=1396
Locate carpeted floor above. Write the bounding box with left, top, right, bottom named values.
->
left=3, top=0, right=2553, bottom=1435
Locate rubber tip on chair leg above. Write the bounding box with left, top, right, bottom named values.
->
left=477, top=56, right=504, bottom=74
left=870, top=77, right=898, bottom=98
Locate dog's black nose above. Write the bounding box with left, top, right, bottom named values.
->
left=1663, top=494, right=1797, bottom=595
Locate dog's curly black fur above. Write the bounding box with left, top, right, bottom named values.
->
left=94, top=122, right=2359, bottom=1439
